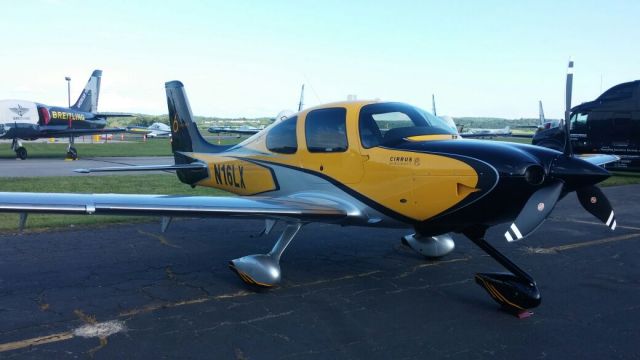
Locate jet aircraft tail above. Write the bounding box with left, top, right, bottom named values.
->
left=71, top=70, right=102, bottom=113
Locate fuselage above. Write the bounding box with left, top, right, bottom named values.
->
left=171, top=100, right=577, bottom=235
left=0, top=99, right=107, bottom=139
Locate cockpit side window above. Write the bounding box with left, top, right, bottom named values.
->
left=266, top=116, right=297, bottom=154
left=305, top=108, right=348, bottom=153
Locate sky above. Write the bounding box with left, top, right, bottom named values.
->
left=0, top=0, right=637, bottom=119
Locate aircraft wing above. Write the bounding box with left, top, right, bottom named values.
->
left=208, top=127, right=260, bottom=135
left=95, top=112, right=135, bottom=118
left=0, top=192, right=348, bottom=222
left=575, top=154, right=620, bottom=166
left=40, top=127, right=127, bottom=137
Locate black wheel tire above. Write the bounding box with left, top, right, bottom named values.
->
left=67, top=147, right=78, bottom=160
left=16, top=147, right=27, bottom=160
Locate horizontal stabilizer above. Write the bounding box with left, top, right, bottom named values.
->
left=74, top=162, right=207, bottom=173
left=96, top=112, right=135, bottom=118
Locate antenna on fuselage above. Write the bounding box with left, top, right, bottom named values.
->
left=563, top=59, right=574, bottom=156
left=432, top=94, right=437, bottom=116
left=298, top=84, right=305, bottom=112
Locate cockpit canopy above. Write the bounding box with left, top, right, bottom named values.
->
left=359, top=102, right=457, bottom=148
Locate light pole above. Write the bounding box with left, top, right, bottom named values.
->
left=65, top=76, right=71, bottom=107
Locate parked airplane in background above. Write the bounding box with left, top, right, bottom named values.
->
left=128, top=122, right=172, bottom=138
left=208, top=124, right=263, bottom=135
left=208, top=84, right=305, bottom=136
left=0, top=71, right=619, bottom=316
left=0, top=70, right=130, bottom=159
left=430, top=94, right=511, bottom=138
left=460, top=126, right=512, bottom=137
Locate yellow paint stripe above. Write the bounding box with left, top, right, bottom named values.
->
left=0, top=332, right=74, bottom=352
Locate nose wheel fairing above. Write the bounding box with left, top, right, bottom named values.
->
left=465, top=229, right=541, bottom=316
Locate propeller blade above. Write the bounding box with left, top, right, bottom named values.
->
left=504, top=181, right=564, bottom=242
left=563, top=60, right=574, bottom=156
left=577, top=185, right=616, bottom=230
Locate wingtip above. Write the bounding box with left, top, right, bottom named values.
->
left=74, top=169, right=90, bottom=174
left=165, top=80, right=184, bottom=89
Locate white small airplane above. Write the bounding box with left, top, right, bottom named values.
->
left=128, top=122, right=171, bottom=138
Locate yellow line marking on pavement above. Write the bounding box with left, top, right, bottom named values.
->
left=0, top=332, right=74, bottom=352
left=526, top=232, right=640, bottom=254
left=395, top=257, right=472, bottom=278
left=137, top=229, right=181, bottom=248
left=549, top=217, right=640, bottom=231
left=0, top=319, right=126, bottom=353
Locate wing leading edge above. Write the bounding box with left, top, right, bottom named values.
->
left=0, top=192, right=347, bottom=222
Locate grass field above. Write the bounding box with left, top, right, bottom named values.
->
left=0, top=174, right=228, bottom=232
left=0, top=133, right=247, bottom=159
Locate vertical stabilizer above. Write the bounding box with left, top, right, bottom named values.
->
left=538, top=100, right=545, bottom=125
left=165, top=81, right=230, bottom=159
left=71, top=70, right=102, bottom=113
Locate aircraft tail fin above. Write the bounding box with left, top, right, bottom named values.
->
left=71, top=70, right=102, bottom=113
left=538, top=100, right=545, bottom=125
left=165, top=81, right=230, bottom=161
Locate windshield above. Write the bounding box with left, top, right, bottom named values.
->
left=359, top=102, right=457, bottom=148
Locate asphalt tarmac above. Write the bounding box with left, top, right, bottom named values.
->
left=0, top=185, right=639, bottom=359
left=0, top=157, right=174, bottom=177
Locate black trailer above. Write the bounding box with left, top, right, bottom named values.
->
left=533, top=80, right=640, bottom=171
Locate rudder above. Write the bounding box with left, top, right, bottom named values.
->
left=71, top=70, right=102, bottom=113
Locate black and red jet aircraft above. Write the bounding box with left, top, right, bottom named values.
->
left=0, top=70, right=131, bottom=160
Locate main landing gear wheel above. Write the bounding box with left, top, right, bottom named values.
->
left=66, top=147, right=78, bottom=160
left=401, top=233, right=455, bottom=258
left=15, top=147, right=27, bottom=160
left=229, top=222, right=302, bottom=288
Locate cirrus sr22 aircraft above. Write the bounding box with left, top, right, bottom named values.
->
left=0, top=70, right=129, bottom=159
left=0, top=68, right=619, bottom=316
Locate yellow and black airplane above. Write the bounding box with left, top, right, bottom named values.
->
left=0, top=74, right=619, bottom=316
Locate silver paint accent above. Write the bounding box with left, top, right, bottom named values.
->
left=402, top=233, right=455, bottom=258
left=230, top=222, right=303, bottom=286
left=611, top=220, right=617, bottom=230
